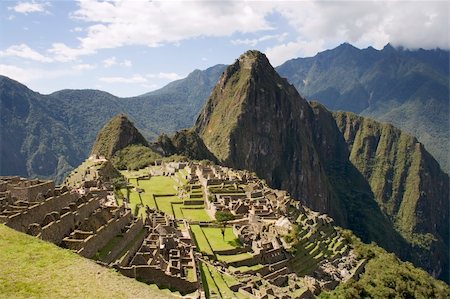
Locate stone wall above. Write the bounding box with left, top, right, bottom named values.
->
left=76, top=210, right=133, bottom=258
left=39, top=197, right=101, bottom=244
left=229, top=247, right=288, bottom=268
left=101, top=218, right=144, bottom=264
left=117, top=226, right=148, bottom=267
left=9, top=181, right=55, bottom=201
left=5, top=192, right=78, bottom=232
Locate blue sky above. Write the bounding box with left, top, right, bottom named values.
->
left=0, top=0, right=448, bottom=97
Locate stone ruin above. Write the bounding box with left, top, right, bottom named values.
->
left=116, top=208, right=199, bottom=294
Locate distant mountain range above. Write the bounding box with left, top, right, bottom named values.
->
left=277, top=43, right=449, bottom=172
left=0, top=64, right=224, bottom=182
left=0, top=43, right=448, bottom=183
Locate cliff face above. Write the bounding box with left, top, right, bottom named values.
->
left=195, top=51, right=333, bottom=215
left=334, top=111, right=449, bottom=280
left=91, top=114, right=148, bottom=159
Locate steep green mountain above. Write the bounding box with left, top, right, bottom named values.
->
left=276, top=43, right=449, bottom=171
left=194, top=50, right=448, bottom=282
left=0, top=77, right=86, bottom=181
left=0, top=65, right=225, bottom=182
left=334, top=111, right=449, bottom=281
left=91, top=113, right=148, bottom=159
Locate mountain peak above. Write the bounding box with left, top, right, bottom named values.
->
left=238, top=50, right=270, bottom=65
left=90, top=113, right=148, bottom=159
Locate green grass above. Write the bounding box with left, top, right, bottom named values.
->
left=120, top=168, right=150, bottom=179
left=154, top=196, right=183, bottom=217
left=229, top=264, right=264, bottom=273
left=181, top=208, right=211, bottom=222
left=175, top=170, right=188, bottom=185
left=95, top=235, right=123, bottom=261
left=199, top=262, right=220, bottom=298
left=0, top=225, right=175, bottom=299
left=123, top=176, right=180, bottom=218
left=206, top=264, right=236, bottom=298
left=138, top=176, right=177, bottom=194
left=190, top=225, right=214, bottom=255
left=216, top=253, right=253, bottom=264
left=201, top=227, right=241, bottom=251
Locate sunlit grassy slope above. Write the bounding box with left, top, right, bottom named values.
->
left=0, top=225, right=176, bottom=299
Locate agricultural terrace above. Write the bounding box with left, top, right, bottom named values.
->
left=120, top=168, right=211, bottom=221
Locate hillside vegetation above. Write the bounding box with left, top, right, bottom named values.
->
left=320, top=232, right=450, bottom=298
left=277, top=43, right=449, bottom=171
left=0, top=225, right=175, bottom=299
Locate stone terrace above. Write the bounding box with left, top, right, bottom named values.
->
left=116, top=208, right=199, bottom=294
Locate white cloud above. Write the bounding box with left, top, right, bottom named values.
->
left=231, top=33, right=288, bottom=47
left=274, top=1, right=448, bottom=50
left=9, top=1, right=49, bottom=14
left=146, top=72, right=183, bottom=81
left=265, top=40, right=324, bottom=66
left=48, top=43, right=95, bottom=62
left=39, top=1, right=448, bottom=64
left=0, top=44, right=52, bottom=62
left=99, top=75, right=147, bottom=84
left=0, top=64, right=74, bottom=84
left=122, top=59, right=132, bottom=67
left=102, top=56, right=117, bottom=68
left=71, top=27, right=83, bottom=32
left=72, top=63, right=96, bottom=71
left=102, top=56, right=132, bottom=68
left=50, top=0, right=273, bottom=60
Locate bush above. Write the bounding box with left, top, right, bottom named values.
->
left=215, top=211, right=235, bottom=222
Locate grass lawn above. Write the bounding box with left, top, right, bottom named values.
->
left=181, top=207, right=211, bottom=222
left=120, top=168, right=150, bottom=179
left=216, top=252, right=253, bottom=264
left=201, top=227, right=241, bottom=251
left=121, top=175, right=211, bottom=222
left=206, top=264, right=236, bottom=298
left=95, top=235, right=123, bottom=261
left=199, top=262, right=220, bottom=298
left=123, top=176, right=179, bottom=218
left=154, top=196, right=183, bottom=216
left=175, top=170, right=188, bottom=185
left=0, top=225, right=175, bottom=299
left=138, top=176, right=177, bottom=194
left=190, top=225, right=214, bottom=255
